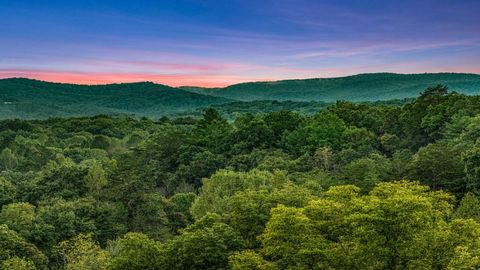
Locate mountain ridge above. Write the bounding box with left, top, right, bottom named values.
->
left=0, top=77, right=232, bottom=119
left=180, top=72, right=480, bottom=101
left=1, top=72, right=480, bottom=119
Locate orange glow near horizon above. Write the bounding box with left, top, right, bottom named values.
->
left=2, top=67, right=480, bottom=88
left=0, top=69, right=272, bottom=88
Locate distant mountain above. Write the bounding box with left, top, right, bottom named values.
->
left=181, top=73, right=480, bottom=102
left=0, top=78, right=232, bottom=119
left=2, top=73, right=480, bottom=119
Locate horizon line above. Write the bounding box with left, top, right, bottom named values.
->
left=1, top=71, right=479, bottom=89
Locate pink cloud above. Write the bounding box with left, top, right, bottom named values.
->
left=73, top=59, right=243, bottom=73
left=0, top=69, right=271, bottom=87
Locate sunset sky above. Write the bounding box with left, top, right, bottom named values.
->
left=1, top=0, right=479, bottom=87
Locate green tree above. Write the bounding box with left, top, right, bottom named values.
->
left=64, top=197, right=127, bottom=245
left=224, top=183, right=314, bottom=249
left=463, top=142, right=480, bottom=195
left=33, top=198, right=103, bottom=250
left=0, top=148, right=17, bottom=171
left=260, top=204, right=325, bottom=269
left=447, top=246, right=480, bottom=269
left=58, top=233, right=111, bottom=270
left=343, top=127, right=378, bottom=156
left=83, top=161, right=109, bottom=197
left=129, top=193, right=170, bottom=241
left=109, top=233, right=163, bottom=270
left=190, top=170, right=289, bottom=220
left=91, top=135, right=111, bottom=150
left=313, top=147, right=334, bottom=171
left=229, top=250, right=276, bottom=270
left=410, top=141, right=466, bottom=195
left=160, top=220, right=244, bottom=270
left=339, top=154, right=391, bottom=192
left=445, top=219, right=480, bottom=270
left=249, top=181, right=468, bottom=269
left=0, top=225, right=47, bottom=270
left=33, top=158, right=89, bottom=202
left=281, top=112, right=347, bottom=156
left=0, top=257, right=36, bottom=270
left=0, top=203, right=35, bottom=240
left=397, top=85, right=449, bottom=149
left=164, top=192, right=196, bottom=233
left=454, top=193, right=480, bottom=222
left=230, top=115, right=276, bottom=154
left=380, top=133, right=401, bottom=155
left=174, top=150, right=225, bottom=188
left=193, top=108, right=232, bottom=153
left=264, top=110, right=302, bottom=144
left=0, top=177, right=15, bottom=208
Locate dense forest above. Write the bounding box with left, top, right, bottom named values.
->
left=1, top=73, right=480, bottom=119
left=2, top=85, right=480, bottom=269
left=182, top=73, right=480, bottom=101
left=0, top=78, right=231, bottom=119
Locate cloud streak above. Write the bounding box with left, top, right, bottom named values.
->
left=0, top=69, right=272, bottom=87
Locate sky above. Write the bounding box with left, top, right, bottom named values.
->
left=1, top=0, right=479, bottom=87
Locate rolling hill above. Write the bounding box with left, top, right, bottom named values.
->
left=181, top=73, right=480, bottom=101
left=1, top=73, right=480, bottom=119
left=0, top=78, right=232, bottom=119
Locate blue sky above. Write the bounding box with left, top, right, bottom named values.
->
left=1, top=0, right=479, bottom=86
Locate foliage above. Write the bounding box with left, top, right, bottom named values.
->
left=0, top=85, right=478, bottom=268
left=57, top=234, right=111, bottom=270
left=184, top=73, right=480, bottom=102
left=0, top=257, right=36, bottom=270
left=109, top=233, right=163, bottom=270
left=0, top=225, right=47, bottom=269
left=0, top=78, right=231, bottom=119
left=190, top=170, right=288, bottom=219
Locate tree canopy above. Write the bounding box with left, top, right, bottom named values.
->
left=0, top=85, right=480, bottom=269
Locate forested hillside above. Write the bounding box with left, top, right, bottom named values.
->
left=1, top=73, right=479, bottom=120
left=1, top=85, right=480, bottom=269
left=185, top=99, right=410, bottom=120
left=183, top=73, right=480, bottom=101
left=0, top=78, right=231, bottom=119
